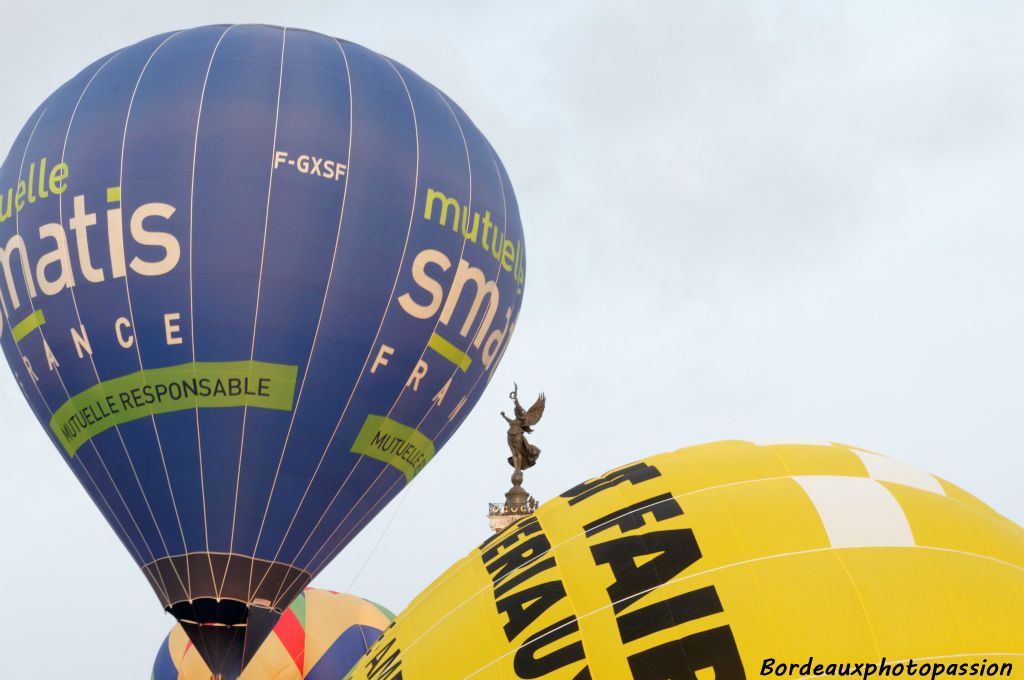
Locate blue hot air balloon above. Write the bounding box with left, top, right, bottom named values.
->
left=0, top=25, right=524, bottom=677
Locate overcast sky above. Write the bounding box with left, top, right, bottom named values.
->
left=1, top=2, right=1022, bottom=677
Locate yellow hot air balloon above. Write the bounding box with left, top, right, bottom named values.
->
left=349, top=441, right=1024, bottom=679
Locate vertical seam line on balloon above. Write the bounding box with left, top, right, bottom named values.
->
left=916, top=549, right=969, bottom=646
left=7, top=90, right=164, bottom=606
left=227, top=25, right=287, bottom=602
left=188, top=24, right=236, bottom=601
left=468, top=152, right=524, bottom=393
left=262, top=48, right=423, bottom=602
left=418, top=98, right=510, bottom=440
left=116, top=30, right=195, bottom=600
left=0, top=104, right=39, bottom=342
left=429, top=140, right=514, bottom=446
left=287, top=65, right=474, bottom=584
left=309, top=80, right=479, bottom=573
left=265, top=54, right=428, bottom=596
left=482, top=150, right=522, bottom=376
left=285, top=70, right=468, bottom=583
left=244, top=33, right=357, bottom=602
left=381, top=83, right=472, bottom=433
left=831, top=548, right=884, bottom=658
left=10, top=107, right=51, bottom=386
left=353, top=604, right=372, bottom=657
left=371, top=141, right=517, bottom=602
left=253, top=39, right=414, bottom=605
left=34, top=65, right=151, bottom=569
left=9, top=104, right=55, bottom=377
left=9, top=101, right=173, bottom=600
left=296, top=81, right=485, bottom=581
left=749, top=448, right=798, bottom=655
left=63, top=56, right=178, bottom=601
left=0, top=106, right=153, bottom=566
left=55, top=49, right=177, bottom=598
left=691, top=452, right=788, bottom=658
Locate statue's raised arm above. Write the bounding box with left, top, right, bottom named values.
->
left=510, top=383, right=525, bottom=419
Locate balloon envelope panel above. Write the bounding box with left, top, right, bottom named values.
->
left=154, top=588, right=394, bottom=679
left=349, top=441, right=1024, bottom=679
left=0, top=23, right=523, bottom=660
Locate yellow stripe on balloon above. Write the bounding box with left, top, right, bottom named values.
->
left=239, top=632, right=300, bottom=680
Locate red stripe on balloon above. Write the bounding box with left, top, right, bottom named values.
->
left=275, top=608, right=306, bottom=673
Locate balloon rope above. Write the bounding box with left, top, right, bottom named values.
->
left=274, top=473, right=406, bottom=605
left=346, top=482, right=414, bottom=593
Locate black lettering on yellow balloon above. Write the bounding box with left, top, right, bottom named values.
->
left=626, top=626, right=745, bottom=680
left=363, top=636, right=403, bottom=680
left=513, top=615, right=589, bottom=679
left=590, top=529, right=702, bottom=614
left=560, top=463, right=661, bottom=506
left=484, top=534, right=552, bottom=584
left=494, top=556, right=557, bottom=599
left=583, top=492, right=683, bottom=538
left=496, top=580, right=569, bottom=641
left=616, top=585, right=723, bottom=643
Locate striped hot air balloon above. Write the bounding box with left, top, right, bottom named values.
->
left=0, top=24, right=524, bottom=677
left=153, top=588, right=394, bottom=679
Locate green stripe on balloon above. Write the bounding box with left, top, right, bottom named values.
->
left=368, top=600, right=396, bottom=621
left=12, top=310, right=45, bottom=343
left=289, top=590, right=307, bottom=631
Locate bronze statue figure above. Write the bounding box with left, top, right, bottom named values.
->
left=501, top=383, right=545, bottom=486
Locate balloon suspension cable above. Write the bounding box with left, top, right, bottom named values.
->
left=347, top=482, right=414, bottom=592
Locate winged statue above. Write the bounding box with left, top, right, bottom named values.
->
left=501, top=384, right=546, bottom=484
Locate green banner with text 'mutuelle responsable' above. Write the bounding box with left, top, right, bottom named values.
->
left=50, top=361, right=299, bottom=457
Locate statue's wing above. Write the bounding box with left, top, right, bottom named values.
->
left=523, top=394, right=546, bottom=426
